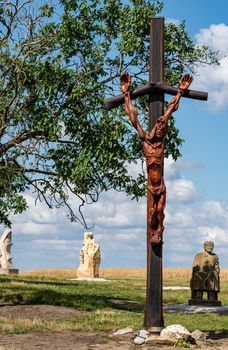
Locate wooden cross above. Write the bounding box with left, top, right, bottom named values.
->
left=104, top=17, right=208, bottom=332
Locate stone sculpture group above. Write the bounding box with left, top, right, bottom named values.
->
left=0, top=227, right=102, bottom=278
left=0, top=228, right=222, bottom=309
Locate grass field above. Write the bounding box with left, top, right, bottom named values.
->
left=22, top=267, right=228, bottom=281
left=0, top=268, right=226, bottom=334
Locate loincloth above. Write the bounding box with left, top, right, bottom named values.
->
left=148, top=182, right=166, bottom=196
left=146, top=157, right=162, bottom=168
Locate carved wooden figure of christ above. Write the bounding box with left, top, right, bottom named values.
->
left=120, top=73, right=193, bottom=244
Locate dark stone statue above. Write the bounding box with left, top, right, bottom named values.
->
left=189, top=241, right=221, bottom=306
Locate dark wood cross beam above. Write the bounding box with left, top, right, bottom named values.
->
left=104, top=81, right=207, bottom=110
left=104, top=17, right=208, bottom=332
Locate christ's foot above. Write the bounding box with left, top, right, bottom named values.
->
left=149, top=229, right=162, bottom=244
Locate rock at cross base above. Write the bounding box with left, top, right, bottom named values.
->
left=77, top=232, right=101, bottom=278
left=133, top=329, right=150, bottom=345
left=191, top=329, right=207, bottom=342
left=113, top=327, right=134, bottom=335
left=0, top=228, right=19, bottom=275
left=160, top=324, right=195, bottom=343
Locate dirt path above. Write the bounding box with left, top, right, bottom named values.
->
left=0, top=305, right=227, bottom=350
left=0, top=331, right=227, bottom=350
left=0, top=304, right=89, bottom=320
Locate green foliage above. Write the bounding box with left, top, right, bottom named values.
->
left=175, top=339, right=190, bottom=348
left=0, top=163, right=28, bottom=226
left=0, top=0, right=219, bottom=226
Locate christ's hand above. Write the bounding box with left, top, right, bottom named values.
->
left=120, top=72, right=131, bottom=96
left=179, top=74, right=193, bottom=91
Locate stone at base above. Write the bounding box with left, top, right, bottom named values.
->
left=0, top=268, right=19, bottom=275
left=188, top=299, right=222, bottom=306
left=146, top=335, right=176, bottom=346
left=114, top=327, right=134, bottom=335
left=133, top=330, right=150, bottom=345
left=160, top=324, right=195, bottom=344
left=191, top=330, right=207, bottom=342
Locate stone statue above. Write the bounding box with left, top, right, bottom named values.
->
left=120, top=73, right=192, bottom=244
left=0, top=228, right=18, bottom=275
left=77, top=232, right=101, bottom=278
left=189, top=241, right=221, bottom=306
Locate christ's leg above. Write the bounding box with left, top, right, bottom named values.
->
left=148, top=190, right=156, bottom=228
left=148, top=188, right=161, bottom=243
left=156, top=192, right=166, bottom=239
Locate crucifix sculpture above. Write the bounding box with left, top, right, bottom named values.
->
left=104, top=17, right=208, bottom=332
left=120, top=72, right=193, bottom=245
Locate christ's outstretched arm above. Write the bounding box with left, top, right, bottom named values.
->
left=163, top=74, right=193, bottom=123
left=120, top=72, right=146, bottom=140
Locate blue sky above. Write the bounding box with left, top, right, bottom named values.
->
left=1, top=0, right=228, bottom=271
left=161, top=1, right=228, bottom=36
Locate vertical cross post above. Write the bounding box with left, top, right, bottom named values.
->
left=144, top=17, right=164, bottom=332
left=103, top=15, right=208, bottom=333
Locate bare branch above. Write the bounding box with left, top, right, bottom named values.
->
left=0, top=130, right=40, bottom=155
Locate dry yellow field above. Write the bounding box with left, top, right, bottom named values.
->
left=21, top=267, right=228, bottom=281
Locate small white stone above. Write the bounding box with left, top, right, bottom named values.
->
left=114, top=327, right=134, bottom=335
left=133, top=329, right=150, bottom=345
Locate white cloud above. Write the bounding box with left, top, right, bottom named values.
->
left=195, top=23, right=228, bottom=56
left=12, top=194, right=61, bottom=226
left=115, top=233, right=138, bottom=241
left=165, top=158, right=199, bottom=204
left=201, top=200, right=228, bottom=220
left=167, top=178, right=199, bottom=204
left=1, top=158, right=227, bottom=270
left=194, top=23, right=228, bottom=110
left=196, top=226, right=228, bottom=245
left=34, top=239, right=81, bottom=251
left=165, top=157, right=180, bottom=180
left=14, top=222, right=57, bottom=236
left=165, top=206, right=195, bottom=228
left=165, top=196, right=228, bottom=266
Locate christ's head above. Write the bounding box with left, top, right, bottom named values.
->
left=155, top=116, right=167, bottom=138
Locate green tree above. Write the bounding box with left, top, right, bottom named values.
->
left=0, top=0, right=218, bottom=227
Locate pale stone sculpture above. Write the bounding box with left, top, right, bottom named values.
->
left=0, top=228, right=18, bottom=275
left=77, top=232, right=101, bottom=278
left=189, top=241, right=221, bottom=306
